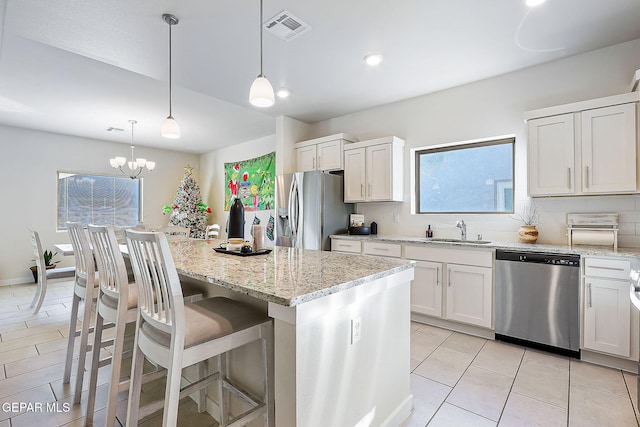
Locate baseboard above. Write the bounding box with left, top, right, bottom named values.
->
left=581, top=350, right=638, bottom=374
left=381, top=394, right=413, bottom=427
left=411, top=313, right=495, bottom=340
left=0, top=275, right=36, bottom=286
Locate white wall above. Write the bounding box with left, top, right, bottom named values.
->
left=200, top=134, right=276, bottom=242
left=306, top=38, right=640, bottom=246
left=0, top=125, right=199, bottom=284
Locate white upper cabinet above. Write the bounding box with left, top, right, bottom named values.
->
left=294, top=133, right=356, bottom=172
left=343, top=136, right=404, bottom=202
left=528, top=113, right=575, bottom=196
left=525, top=92, right=639, bottom=197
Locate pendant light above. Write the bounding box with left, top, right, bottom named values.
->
left=110, top=120, right=156, bottom=179
left=161, top=13, right=181, bottom=138
left=249, top=0, right=275, bottom=108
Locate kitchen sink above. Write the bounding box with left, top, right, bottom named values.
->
left=426, top=238, right=492, bottom=245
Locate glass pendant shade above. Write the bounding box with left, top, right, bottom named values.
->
left=249, top=75, right=275, bottom=108
left=161, top=116, right=181, bottom=139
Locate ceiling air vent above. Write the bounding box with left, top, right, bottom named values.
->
left=264, top=10, right=311, bottom=41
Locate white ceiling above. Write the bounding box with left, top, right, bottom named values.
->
left=1, top=0, right=640, bottom=154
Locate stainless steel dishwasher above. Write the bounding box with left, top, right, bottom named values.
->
left=495, top=250, right=581, bottom=358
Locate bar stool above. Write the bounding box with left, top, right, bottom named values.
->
left=125, top=229, right=274, bottom=427
left=63, top=222, right=103, bottom=403
left=84, top=225, right=158, bottom=426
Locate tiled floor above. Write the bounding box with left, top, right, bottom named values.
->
left=404, top=322, right=640, bottom=427
left=1, top=280, right=639, bottom=427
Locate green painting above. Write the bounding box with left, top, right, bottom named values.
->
left=224, top=152, right=275, bottom=211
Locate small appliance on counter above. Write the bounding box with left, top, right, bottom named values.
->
left=567, top=213, right=618, bottom=250
left=348, top=213, right=370, bottom=235
left=370, top=221, right=378, bottom=235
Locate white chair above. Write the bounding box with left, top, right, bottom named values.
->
left=157, top=225, right=191, bottom=241
left=29, top=230, right=50, bottom=313
left=63, top=222, right=103, bottom=404
left=125, top=229, right=274, bottom=427
left=206, top=224, right=221, bottom=239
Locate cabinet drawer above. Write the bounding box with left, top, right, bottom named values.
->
left=331, top=239, right=361, bottom=254
left=363, top=241, right=402, bottom=258
left=405, top=245, right=492, bottom=267
left=584, top=257, right=630, bottom=280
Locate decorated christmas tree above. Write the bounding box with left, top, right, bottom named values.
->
left=163, top=165, right=211, bottom=238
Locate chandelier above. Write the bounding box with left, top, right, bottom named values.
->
left=109, top=120, right=156, bottom=179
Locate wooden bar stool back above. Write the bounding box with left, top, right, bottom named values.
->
left=125, top=229, right=274, bottom=427
left=64, top=221, right=101, bottom=404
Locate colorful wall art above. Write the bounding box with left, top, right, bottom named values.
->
left=224, top=152, right=275, bottom=211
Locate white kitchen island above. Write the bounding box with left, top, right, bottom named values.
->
left=167, top=240, right=415, bottom=427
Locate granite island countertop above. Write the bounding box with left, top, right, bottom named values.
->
left=168, top=239, right=414, bottom=307
left=330, top=234, right=640, bottom=259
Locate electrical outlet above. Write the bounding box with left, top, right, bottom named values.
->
left=351, top=317, right=362, bottom=344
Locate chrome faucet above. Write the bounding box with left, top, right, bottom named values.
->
left=456, top=220, right=467, bottom=240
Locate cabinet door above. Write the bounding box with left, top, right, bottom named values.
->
left=316, top=140, right=342, bottom=171
left=344, top=148, right=366, bottom=202
left=411, top=261, right=443, bottom=318
left=582, top=103, right=637, bottom=194
left=296, top=145, right=317, bottom=172
left=583, top=278, right=631, bottom=357
left=446, top=265, right=492, bottom=328
left=528, top=114, right=575, bottom=196
left=366, top=143, right=392, bottom=201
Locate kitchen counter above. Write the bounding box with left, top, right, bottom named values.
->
left=168, top=239, right=415, bottom=427
left=169, top=239, right=414, bottom=306
left=330, top=234, right=640, bottom=258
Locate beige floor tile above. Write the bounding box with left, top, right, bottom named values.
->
left=0, top=321, right=27, bottom=335
left=411, top=321, right=421, bottom=333
left=401, top=374, right=451, bottom=427
left=512, top=358, right=569, bottom=408
left=569, top=383, right=637, bottom=427
left=0, top=362, right=68, bottom=399
left=26, top=312, right=75, bottom=328
left=0, top=419, right=9, bottom=427
left=472, top=340, right=524, bottom=378
left=570, top=360, right=628, bottom=396
left=623, top=371, right=639, bottom=415
left=440, top=332, right=487, bottom=356
left=446, top=366, right=513, bottom=422
left=0, top=345, right=39, bottom=367
left=0, top=309, right=49, bottom=325
left=410, top=327, right=451, bottom=361
left=522, top=348, right=570, bottom=370
left=1, top=322, right=68, bottom=341
left=410, top=358, right=421, bottom=372
left=414, top=346, right=474, bottom=387
left=0, top=384, right=56, bottom=421
left=59, top=406, right=122, bottom=427
left=4, top=348, right=68, bottom=378
left=0, top=330, right=62, bottom=354
left=428, top=402, right=496, bottom=427
left=499, top=392, right=568, bottom=427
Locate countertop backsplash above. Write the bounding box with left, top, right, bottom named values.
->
left=355, top=194, right=640, bottom=248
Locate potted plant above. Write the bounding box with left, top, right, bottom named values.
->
left=30, top=249, right=60, bottom=283
left=511, top=201, right=539, bottom=243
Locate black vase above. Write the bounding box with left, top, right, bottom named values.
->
left=228, top=197, right=245, bottom=239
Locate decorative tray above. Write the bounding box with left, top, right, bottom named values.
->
left=213, top=248, right=272, bottom=257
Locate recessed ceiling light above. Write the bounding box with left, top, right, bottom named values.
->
left=364, top=53, right=383, bottom=66
left=277, top=89, right=290, bottom=99
left=525, top=0, right=546, bottom=7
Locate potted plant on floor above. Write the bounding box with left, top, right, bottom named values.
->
left=30, top=249, right=60, bottom=283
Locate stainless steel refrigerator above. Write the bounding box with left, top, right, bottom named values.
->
left=276, top=171, right=354, bottom=251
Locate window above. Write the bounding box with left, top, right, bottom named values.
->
left=415, top=136, right=514, bottom=214
left=57, top=172, right=141, bottom=229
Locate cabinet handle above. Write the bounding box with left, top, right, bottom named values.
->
left=373, top=247, right=389, bottom=251
left=567, top=167, right=572, bottom=189
left=360, top=184, right=364, bottom=197
left=436, top=267, right=440, bottom=286
left=589, top=265, right=625, bottom=272
left=588, top=282, right=592, bottom=308
left=318, top=156, right=321, bottom=169
left=368, top=184, right=372, bottom=197
left=448, top=269, right=451, bottom=287
left=585, top=166, right=590, bottom=188
left=313, top=157, right=316, bottom=170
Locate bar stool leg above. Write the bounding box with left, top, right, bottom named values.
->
left=197, top=361, right=207, bottom=413
left=63, top=293, right=81, bottom=383
left=163, top=354, right=184, bottom=427
left=85, top=308, right=104, bottom=426
left=217, top=354, right=229, bottom=425
left=263, top=322, right=275, bottom=426
left=126, top=339, right=145, bottom=427
left=73, top=298, right=93, bottom=403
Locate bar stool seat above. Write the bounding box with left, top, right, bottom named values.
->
left=126, top=229, right=274, bottom=427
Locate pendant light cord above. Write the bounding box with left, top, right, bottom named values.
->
left=168, top=21, right=173, bottom=118
left=259, top=0, right=263, bottom=77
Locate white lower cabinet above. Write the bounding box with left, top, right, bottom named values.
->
left=411, top=261, right=443, bottom=318
left=406, top=245, right=493, bottom=329
left=446, top=264, right=493, bottom=329
left=582, top=257, right=631, bottom=358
